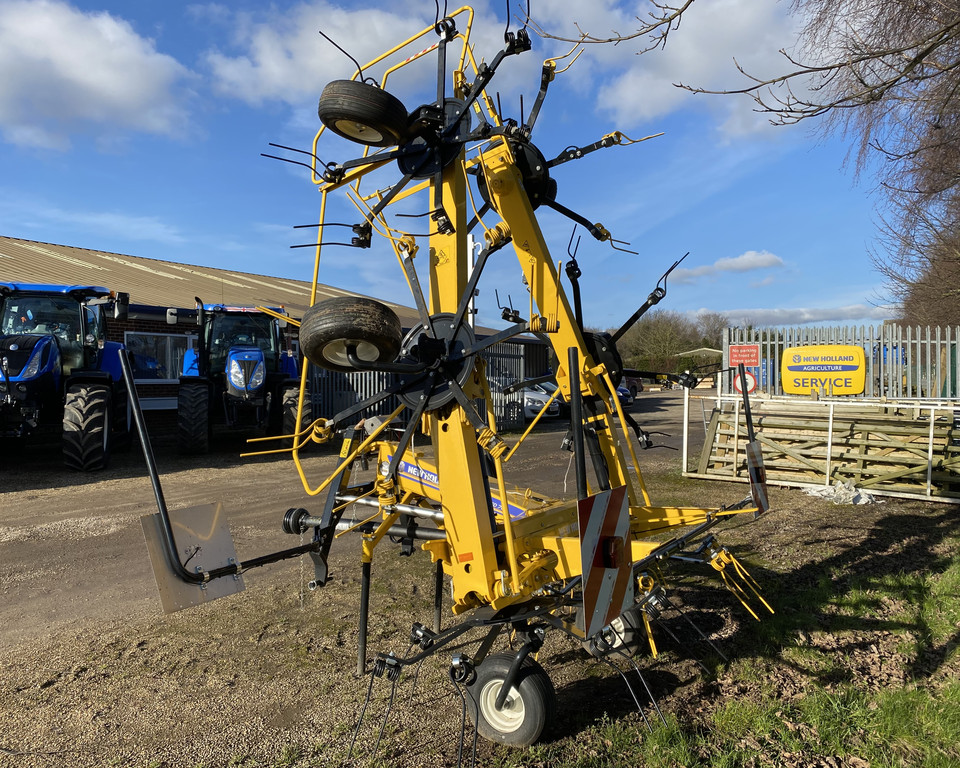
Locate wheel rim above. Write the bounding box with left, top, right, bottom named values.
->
left=321, top=339, right=382, bottom=368
left=478, top=680, right=524, bottom=734
left=332, top=118, right=386, bottom=144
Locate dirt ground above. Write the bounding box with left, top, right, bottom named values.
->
left=1, top=391, right=956, bottom=767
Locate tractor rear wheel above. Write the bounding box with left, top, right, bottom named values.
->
left=281, top=386, right=312, bottom=447
left=466, top=652, right=556, bottom=747
left=62, top=383, right=111, bottom=471
left=317, top=79, right=408, bottom=147
left=177, top=381, right=210, bottom=454
left=299, top=297, right=402, bottom=373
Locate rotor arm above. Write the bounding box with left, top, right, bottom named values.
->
left=448, top=29, right=531, bottom=135
left=547, top=133, right=618, bottom=168
left=539, top=197, right=610, bottom=242
left=610, top=253, right=689, bottom=343
left=521, top=60, right=557, bottom=135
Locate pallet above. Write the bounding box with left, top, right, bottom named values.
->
left=693, top=397, right=960, bottom=501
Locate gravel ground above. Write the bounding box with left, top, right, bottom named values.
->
left=4, top=391, right=953, bottom=767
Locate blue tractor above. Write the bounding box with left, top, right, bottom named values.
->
left=175, top=300, right=309, bottom=453
left=0, top=282, right=130, bottom=470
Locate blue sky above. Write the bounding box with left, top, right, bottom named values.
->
left=0, top=0, right=893, bottom=329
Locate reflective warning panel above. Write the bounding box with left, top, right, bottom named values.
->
left=780, top=344, right=865, bottom=395
left=578, top=485, right=634, bottom=639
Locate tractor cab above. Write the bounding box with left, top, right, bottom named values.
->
left=0, top=286, right=108, bottom=374
left=206, top=310, right=280, bottom=380
left=175, top=302, right=306, bottom=454
left=0, top=282, right=128, bottom=469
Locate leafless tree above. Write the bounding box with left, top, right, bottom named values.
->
left=694, top=311, right=729, bottom=348
left=615, top=309, right=700, bottom=372
left=871, top=195, right=960, bottom=326
left=524, top=1, right=694, bottom=53
left=535, top=1, right=960, bottom=325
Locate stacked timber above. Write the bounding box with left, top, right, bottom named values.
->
left=692, top=398, right=960, bottom=501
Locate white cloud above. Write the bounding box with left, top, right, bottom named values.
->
left=0, top=0, right=193, bottom=150
left=532, top=0, right=803, bottom=137
left=203, top=2, right=554, bottom=115
left=673, top=249, right=783, bottom=283
left=716, top=304, right=895, bottom=327
left=205, top=3, right=444, bottom=107
left=0, top=189, right=185, bottom=244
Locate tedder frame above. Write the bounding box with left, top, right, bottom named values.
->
left=140, top=6, right=772, bottom=754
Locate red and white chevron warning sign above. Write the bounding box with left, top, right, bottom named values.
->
left=578, top=485, right=635, bottom=639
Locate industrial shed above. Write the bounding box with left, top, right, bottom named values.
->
left=0, top=235, right=421, bottom=411
left=0, top=236, right=549, bottom=429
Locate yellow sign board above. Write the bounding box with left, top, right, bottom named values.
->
left=781, top=345, right=865, bottom=395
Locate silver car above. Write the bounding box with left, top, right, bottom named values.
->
left=523, top=384, right=560, bottom=420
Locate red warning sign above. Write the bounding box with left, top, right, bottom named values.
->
left=729, top=344, right=760, bottom=367
left=733, top=370, right=757, bottom=394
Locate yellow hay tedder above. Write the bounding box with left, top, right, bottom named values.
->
left=137, top=6, right=772, bottom=752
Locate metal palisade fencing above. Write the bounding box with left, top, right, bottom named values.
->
left=722, top=324, right=960, bottom=399
left=307, top=339, right=526, bottom=429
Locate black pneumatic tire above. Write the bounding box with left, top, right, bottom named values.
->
left=466, top=652, right=556, bottom=747
left=317, top=79, right=408, bottom=147
left=63, top=383, right=111, bottom=471
left=177, top=381, right=210, bottom=455
left=281, top=387, right=312, bottom=447
left=300, top=297, right=402, bottom=373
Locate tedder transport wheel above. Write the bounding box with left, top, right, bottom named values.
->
left=467, top=652, right=556, bottom=747
left=177, top=381, right=210, bottom=454
left=299, top=297, right=402, bottom=373
left=317, top=79, right=408, bottom=147
left=281, top=386, right=312, bottom=447
left=62, top=383, right=111, bottom=471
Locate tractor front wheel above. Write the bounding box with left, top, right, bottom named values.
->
left=62, top=383, right=111, bottom=471
left=467, top=652, right=556, bottom=747
left=177, top=381, right=210, bottom=454
left=281, top=386, right=312, bottom=447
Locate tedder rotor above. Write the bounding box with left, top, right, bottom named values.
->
left=139, top=6, right=773, bottom=757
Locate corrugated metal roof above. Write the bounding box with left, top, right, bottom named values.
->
left=0, top=235, right=422, bottom=325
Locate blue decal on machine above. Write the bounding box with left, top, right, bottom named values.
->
left=391, top=456, right=526, bottom=519
left=394, top=458, right=440, bottom=491
left=490, top=495, right=527, bottom=521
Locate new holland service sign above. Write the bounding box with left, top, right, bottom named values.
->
left=780, top=345, right=866, bottom=395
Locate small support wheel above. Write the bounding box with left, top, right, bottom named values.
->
left=466, top=652, right=556, bottom=747
left=300, top=297, right=402, bottom=373
left=317, top=79, right=408, bottom=147
left=282, top=507, right=310, bottom=535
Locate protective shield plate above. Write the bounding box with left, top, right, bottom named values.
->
left=141, top=502, right=245, bottom=613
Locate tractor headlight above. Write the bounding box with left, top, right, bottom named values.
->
left=229, top=359, right=246, bottom=389
left=21, top=349, right=43, bottom=379
left=249, top=361, right=265, bottom=389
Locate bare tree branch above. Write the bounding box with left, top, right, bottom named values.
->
left=531, top=1, right=960, bottom=325
left=526, top=1, right=696, bottom=54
